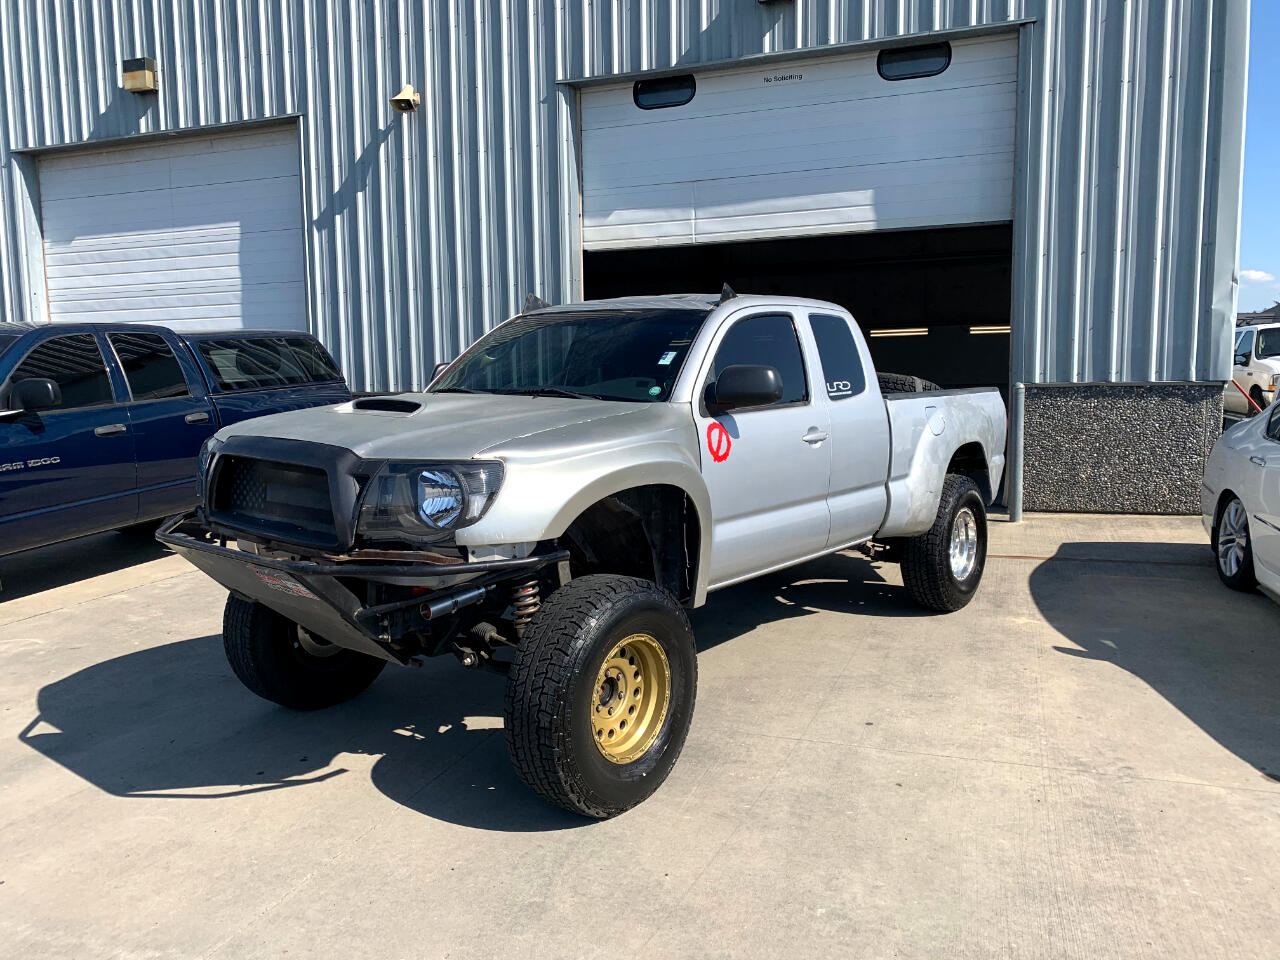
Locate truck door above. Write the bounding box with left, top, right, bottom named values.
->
left=693, top=310, right=832, bottom=587
left=107, top=331, right=217, bottom=521
left=804, top=311, right=891, bottom=547
left=0, top=333, right=137, bottom=554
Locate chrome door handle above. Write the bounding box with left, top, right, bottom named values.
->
left=94, top=423, right=127, bottom=437
left=1250, top=456, right=1267, bottom=467
left=802, top=429, right=829, bottom=444
left=185, top=411, right=210, bottom=424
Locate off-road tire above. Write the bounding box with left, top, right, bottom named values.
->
left=901, top=474, right=987, bottom=612
left=877, top=372, right=941, bottom=395
left=504, top=574, right=697, bottom=819
left=1213, top=496, right=1257, bottom=591
left=222, top=595, right=385, bottom=710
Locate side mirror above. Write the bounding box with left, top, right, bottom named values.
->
left=430, top=361, right=450, bottom=382
left=706, top=364, right=783, bottom=413
left=11, top=377, right=61, bottom=412
left=1235, top=353, right=1250, bottom=367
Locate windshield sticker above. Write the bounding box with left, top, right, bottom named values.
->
left=648, top=385, right=662, bottom=397
left=657, top=350, right=678, bottom=366
left=706, top=422, right=732, bottom=463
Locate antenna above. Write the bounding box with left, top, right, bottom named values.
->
left=717, top=283, right=738, bottom=305
left=522, top=293, right=552, bottom=313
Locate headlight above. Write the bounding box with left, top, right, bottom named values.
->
left=356, top=460, right=504, bottom=544
left=196, top=435, right=225, bottom=503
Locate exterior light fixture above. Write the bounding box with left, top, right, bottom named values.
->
left=390, top=84, right=421, bottom=113
left=122, top=57, right=158, bottom=93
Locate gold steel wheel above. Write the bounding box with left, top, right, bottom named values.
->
left=590, top=633, right=671, bottom=764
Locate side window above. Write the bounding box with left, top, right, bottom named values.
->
left=108, top=332, right=191, bottom=401
left=283, top=337, right=343, bottom=382
left=1268, top=406, right=1280, bottom=443
left=809, top=313, right=867, bottom=401
left=711, top=314, right=808, bottom=406
left=197, top=338, right=309, bottom=391
left=9, top=335, right=114, bottom=410
left=1237, top=329, right=1255, bottom=364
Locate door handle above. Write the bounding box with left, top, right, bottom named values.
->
left=1250, top=456, right=1267, bottom=467
left=94, top=423, right=127, bottom=437
left=185, top=411, right=210, bottom=424
left=802, top=428, right=829, bottom=445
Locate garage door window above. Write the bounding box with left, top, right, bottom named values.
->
left=197, top=338, right=341, bottom=392
left=633, top=74, right=696, bottom=110
left=877, top=42, right=952, bottom=81
left=108, top=333, right=190, bottom=401
left=711, top=314, right=808, bottom=406
left=810, top=314, right=867, bottom=400
left=10, top=335, right=114, bottom=410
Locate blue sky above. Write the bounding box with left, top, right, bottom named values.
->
left=1239, top=3, right=1280, bottom=312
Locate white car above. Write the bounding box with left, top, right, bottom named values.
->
left=1203, top=399, right=1280, bottom=602
left=1224, top=323, right=1280, bottom=415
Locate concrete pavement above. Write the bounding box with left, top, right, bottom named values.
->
left=1, top=515, right=1278, bottom=959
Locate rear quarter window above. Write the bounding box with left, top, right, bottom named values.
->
left=809, top=313, right=867, bottom=400
left=196, top=337, right=342, bottom=392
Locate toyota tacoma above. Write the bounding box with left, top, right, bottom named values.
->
left=160, top=291, right=1006, bottom=818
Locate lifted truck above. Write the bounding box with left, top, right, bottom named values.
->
left=161, top=291, right=1006, bottom=818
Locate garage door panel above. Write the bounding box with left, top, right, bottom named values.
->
left=582, top=35, right=1018, bottom=132
left=40, top=125, right=306, bottom=330
left=582, top=35, right=1017, bottom=250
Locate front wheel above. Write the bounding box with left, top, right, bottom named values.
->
left=901, top=474, right=988, bottom=612
left=504, top=574, right=697, bottom=818
left=1214, top=496, right=1257, bottom=591
left=222, top=595, right=386, bottom=710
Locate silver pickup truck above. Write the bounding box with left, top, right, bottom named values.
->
left=161, top=291, right=1006, bottom=818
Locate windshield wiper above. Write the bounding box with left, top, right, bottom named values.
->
left=501, top=387, right=600, bottom=400
left=432, top=386, right=486, bottom=394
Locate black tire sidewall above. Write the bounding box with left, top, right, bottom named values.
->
left=559, top=592, right=696, bottom=811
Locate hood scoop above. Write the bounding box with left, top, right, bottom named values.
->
left=351, top=396, right=424, bottom=414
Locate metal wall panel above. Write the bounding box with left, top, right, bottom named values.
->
left=0, top=1, right=1249, bottom=391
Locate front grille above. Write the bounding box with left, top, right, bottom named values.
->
left=210, top=456, right=337, bottom=547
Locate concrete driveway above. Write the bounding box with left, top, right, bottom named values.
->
left=2, top=515, right=1279, bottom=959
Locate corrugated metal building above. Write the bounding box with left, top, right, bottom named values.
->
left=0, top=1, right=1250, bottom=512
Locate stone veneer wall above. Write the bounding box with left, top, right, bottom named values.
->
left=1021, top=383, right=1224, bottom=514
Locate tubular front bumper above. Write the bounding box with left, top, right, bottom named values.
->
left=157, top=514, right=568, bottom=663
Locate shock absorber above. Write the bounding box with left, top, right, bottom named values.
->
left=510, top=578, right=541, bottom=637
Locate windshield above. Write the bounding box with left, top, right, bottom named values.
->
left=0, top=333, right=19, bottom=356
left=432, top=309, right=708, bottom=402
left=1257, top=328, right=1280, bottom=359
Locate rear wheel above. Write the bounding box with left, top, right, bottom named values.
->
left=222, top=595, right=386, bottom=710
left=901, top=474, right=988, bottom=612
left=1214, top=496, right=1257, bottom=591
left=504, top=574, right=697, bottom=818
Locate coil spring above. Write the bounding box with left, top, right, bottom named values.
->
left=511, top=579, right=541, bottom=636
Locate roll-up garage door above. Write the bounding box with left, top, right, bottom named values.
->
left=581, top=34, right=1017, bottom=250
left=38, top=124, right=307, bottom=330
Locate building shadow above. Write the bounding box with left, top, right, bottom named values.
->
left=1028, top=541, right=1280, bottom=782
left=16, top=550, right=920, bottom=830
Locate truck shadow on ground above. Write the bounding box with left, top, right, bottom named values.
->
left=17, top=551, right=915, bottom=831
left=1029, top=541, right=1280, bottom=783
left=0, top=529, right=166, bottom=603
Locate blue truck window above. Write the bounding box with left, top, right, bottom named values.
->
left=197, top=337, right=340, bottom=391
left=810, top=313, right=867, bottom=401
left=9, top=334, right=114, bottom=409
left=108, top=332, right=190, bottom=400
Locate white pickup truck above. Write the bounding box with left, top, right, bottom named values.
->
left=161, top=291, right=1006, bottom=818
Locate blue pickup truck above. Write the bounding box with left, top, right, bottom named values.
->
left=0, top=323, right=350, bottom=557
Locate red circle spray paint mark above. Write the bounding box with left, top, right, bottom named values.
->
left=706, top=421, right=732, bottom=463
